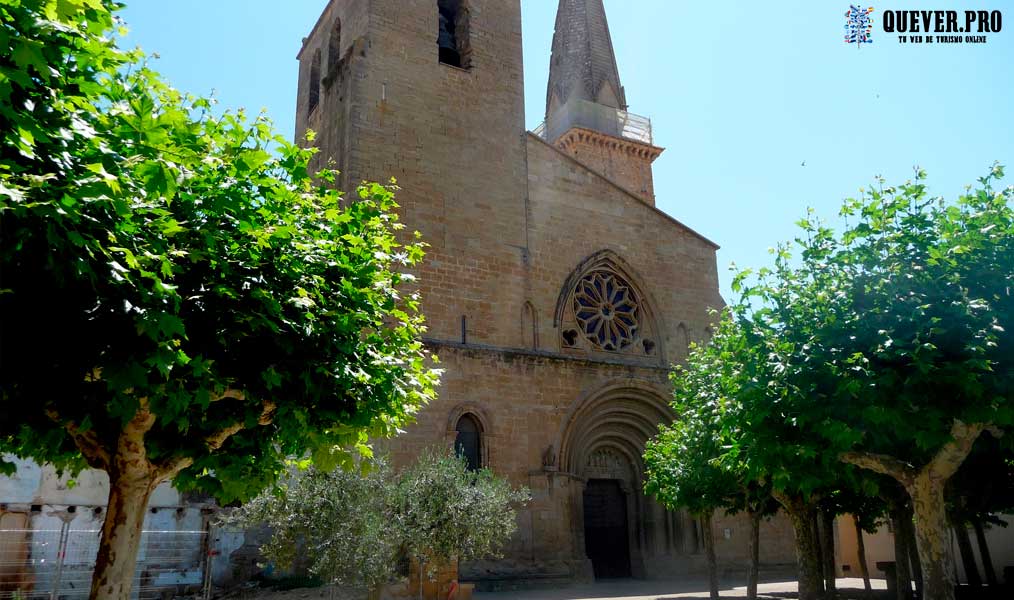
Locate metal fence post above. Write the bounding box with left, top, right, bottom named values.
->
left=201, top=523, right=215, bottom=600
left=49, top=519, right=70, bottom=600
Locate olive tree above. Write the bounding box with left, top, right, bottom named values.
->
left=0, top=2, right=438, bottom=599
left=228, top=463, right=401, bottom=590
left=233, top=451, right=530, bottom=590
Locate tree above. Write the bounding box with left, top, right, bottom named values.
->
left=645, top=339, right=740, bottom=600
left=709, top=312, right=854, bottom=600
left=0, top=2, right=439, bottom=599
left=228, top=463, right=399, bottom=590
left=945, top=437, right=1014, bottom=588
left=738, top=167, right=1014, bottom=600
left=233, top=451, right=530, bottom=592
left=390, top=449, right=531, bottom=576
left=645, top=318, right=795, bottom=600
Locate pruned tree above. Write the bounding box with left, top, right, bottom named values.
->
left=646, top=316, right=787, bottom=600
left=645, top=335, right=739, bottom=600
left=0, top=2, right=439, bottom=599
left=945, top=436, right=1014, bottom=588
left=736, top=167, right=1014, bottom=600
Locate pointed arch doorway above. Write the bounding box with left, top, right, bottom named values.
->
left=583, top=478, right=632, bottom=578
left=558, top=380, right=689, bottom=580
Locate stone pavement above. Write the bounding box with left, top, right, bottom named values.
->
left=475, top=578, right=888, bottom=600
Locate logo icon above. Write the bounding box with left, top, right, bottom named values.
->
left=845, top=6, right=875, bottom=45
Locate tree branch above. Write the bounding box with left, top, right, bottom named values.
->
left=45, top=409, right=111, bottom=471
left=926, top=420, right=987, bottom=481
left=840, top=450, right=917, bottom=486
left=209, top=389, right=246, bottom=403
left=154, top=399, right=277, bottom=481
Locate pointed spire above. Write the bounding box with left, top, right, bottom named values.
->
left=546, top=0, right=626, bottom=118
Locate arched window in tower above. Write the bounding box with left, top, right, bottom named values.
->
left=454, top=414, right=482, bottom=471
left=437, top=0, right=471, bottom=69
left=327, top=19, right=342, bottom=79
left=308, top=48, right=322, bottom=114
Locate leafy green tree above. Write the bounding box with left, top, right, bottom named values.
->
left=717, top=311, right=848, bottom=600
left=234, top=451, right=530, bottom=591
left=645, top=318, right=790, bottom=600
left=0, top=2, right=438, bottom=599
left=738, top=167, right=1013, bottom=600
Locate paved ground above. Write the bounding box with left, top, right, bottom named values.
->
left=227, top=577, right=890, bottom=600
left=475, top=578, right=888, bottom=600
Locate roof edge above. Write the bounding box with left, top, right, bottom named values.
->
left=526, top=131, right=721, bottom=251
left=296, top=0, right=337, bottom=60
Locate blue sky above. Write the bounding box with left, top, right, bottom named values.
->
left=121, top=1, right=1013, bottom=300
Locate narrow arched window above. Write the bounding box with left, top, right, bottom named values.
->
left=676, top=323, right=690, bottom=359
left=308, top=49, right=322, bottom=114
left=454, top=414, right=482, bottom=471
left=327, top=19, right=342, bottom=77
left=522, top=302, right=538, bottom=350
left=437, top=0, right=471, bottom=69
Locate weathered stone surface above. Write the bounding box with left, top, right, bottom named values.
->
left=294, top=0, right=798, bottom=586
left=546, top=0, right=626, bottom=113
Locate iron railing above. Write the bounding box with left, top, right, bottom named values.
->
left=533, top=98, right=653, bottom=146
left=0, top=525, right=213, bottom=600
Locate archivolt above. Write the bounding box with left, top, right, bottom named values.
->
left=556, top=379, right=673, bottom=476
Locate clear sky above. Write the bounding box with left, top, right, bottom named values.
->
left=120, top=1, right=1013, bottom=300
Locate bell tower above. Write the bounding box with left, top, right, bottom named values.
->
left=541, top=0, right=663, bottom=204
left=295, top=0, right=529, bottom=346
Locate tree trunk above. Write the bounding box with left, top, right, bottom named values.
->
left=971, top=518, right=997, bottom=586
left=891, top=508, right=913, bottom=600
left=840, top=421, right=987, bottom=600
left=952, top=521, right=981, bottom=587
left=812, top=511, right=824, bottom=589
left=899, top=505, right=923, bottom=599
left=908, top=477, right=957, bottom=600
left=782, top=500, right=824, bottom=600
left=820, top=510, right=837, bottom=599
left=701, top=510, right=720, bottom=600
left=90, top=467, right=156, bottom=600
left=747, top=510, right=761, bottom=600
left=853, top=517, right=872, bottom=597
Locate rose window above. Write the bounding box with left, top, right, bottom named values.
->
left=573, top=271, right=640, bottom=351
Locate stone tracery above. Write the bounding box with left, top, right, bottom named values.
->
left=574, top=271, right=640, bottom=351
left=556, top=250, right=663, bottom=361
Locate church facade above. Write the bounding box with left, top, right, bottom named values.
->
left=295, top=0, right=797, bottom=585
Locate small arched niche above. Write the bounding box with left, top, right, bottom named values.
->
left=521, top=301, right=538, bottom=350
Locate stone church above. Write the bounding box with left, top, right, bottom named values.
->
left=295, top=0, right=797, bottom=586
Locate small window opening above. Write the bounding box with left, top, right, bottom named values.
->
left=454, top=414, right=482, bottom=471
left=327, top=19, right=342, bottom=77
left=308, top=49, right=322, bottom=114
left=437, top=0, right=471, bottom=68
